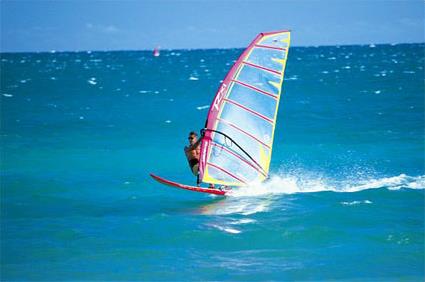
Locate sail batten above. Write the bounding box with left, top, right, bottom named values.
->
left=255, top=44, right=287, bottom=51
left=216, top=118, right=271, bottom=149
left=210, top=142, right=265, bottom=174
left=242, top=61, right=282, bottom=75
left=232, top=80, right=278, bottom=99
left=223, top=98, right=274, bottom=124
left=207, top=162, right=248, bottom=184
left=199, top=30, right=290, bottom=186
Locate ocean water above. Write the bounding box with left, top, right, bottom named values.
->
left=1, top=43, right=424, bottom=281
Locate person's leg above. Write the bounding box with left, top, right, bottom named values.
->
left=192, top=164, right=199, bottom=176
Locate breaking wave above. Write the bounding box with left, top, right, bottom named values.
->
left=227, top=173, right=425, bottom=197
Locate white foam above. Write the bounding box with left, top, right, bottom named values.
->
left=341, top=200, right=373, bottom=206
left=88, top=77, right=97, bottom=85
left=2, top=93, right=13, bottom=97
left=208, top=224, right=241, bottom=234
left=225, top=173, right=424, bottom=198
left=229, top=218, right=256, bottom=225
left=189, top=76, right=199, bottom=81
left=286, top=75, right=298, bottom=81
left=196, top=105, right=209, bottom=110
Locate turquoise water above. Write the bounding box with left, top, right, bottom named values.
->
left=1, top=44, right=424, bottom=280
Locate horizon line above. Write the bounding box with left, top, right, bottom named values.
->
left=1, top=41, right=424, bottom=55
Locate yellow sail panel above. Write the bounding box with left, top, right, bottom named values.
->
left=199, top=31, right=290, bottom=186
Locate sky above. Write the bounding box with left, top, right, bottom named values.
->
left=1, top=0, right=424, bottom=52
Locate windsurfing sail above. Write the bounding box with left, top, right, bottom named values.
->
left=153, top=46, right=160, bottom=57
left=199, top=30, right=291, bottom=186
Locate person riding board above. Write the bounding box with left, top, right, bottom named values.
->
left=184, top=131, right=215, bottom=188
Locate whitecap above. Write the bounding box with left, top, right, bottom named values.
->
left=208, top=224, right=241, bottom=234
left=224, top=173, right=424, bottom=198
left=374, top=90, right=381, bottom=94
left=189, top=76, right=199, bottom=81
left=286, top=75, right=298, bottom=81
left=341, top=200, right=373, bottom=206
left=229, top=218, right=256, bottom=225
left=2, top=93, right=13, bottom=97
left=165, top=120, right=171, bottom=123
left=196, top=105, right=209, bottom=110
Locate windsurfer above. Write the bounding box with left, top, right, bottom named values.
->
left=184, top=131, right=214, bottom=188
left=184, top=131, right=201, bottom=176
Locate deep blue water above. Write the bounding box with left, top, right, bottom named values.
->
left=1, top=43, right=424, bottom=281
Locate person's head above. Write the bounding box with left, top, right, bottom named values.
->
left=188, top=131, right=198, bottom=145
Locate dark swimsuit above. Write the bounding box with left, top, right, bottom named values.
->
left=188, top=158, right=199, bottom=169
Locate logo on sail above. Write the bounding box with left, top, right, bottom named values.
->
left=213, top=83, right=227, bottom=111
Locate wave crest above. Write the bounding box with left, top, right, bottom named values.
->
left=227, top=173, right=425, bottom=197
